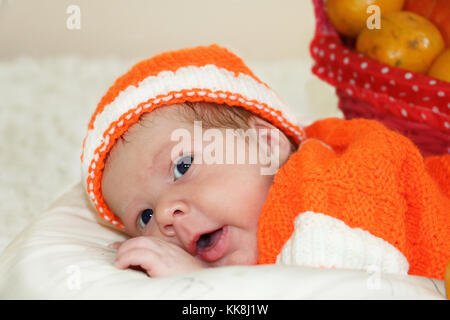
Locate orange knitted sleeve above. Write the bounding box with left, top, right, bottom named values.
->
left=424, top=155, right=450, bottom=199
left=257, top=118, right=450, bottom=280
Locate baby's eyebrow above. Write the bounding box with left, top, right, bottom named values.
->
left=142, top=141, right=166, bottom=172
left=151, top=139, right=181, bottom=169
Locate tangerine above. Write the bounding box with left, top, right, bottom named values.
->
left=405, top=0, right=450, bottom=48
left=356, top=11, right=445, bottom=73
left=428, top=49, right=450, bottom=82
left=326, top=0, right=405, bottom=37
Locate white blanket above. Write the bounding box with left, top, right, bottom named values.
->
left=0, top=182, right=445, bottom=299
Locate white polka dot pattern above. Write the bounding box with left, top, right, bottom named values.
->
left=310, top=34, right=450, bottom=142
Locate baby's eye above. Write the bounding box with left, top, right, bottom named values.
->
left=173, top=155, right=194, bottom=180
left=138, top=209, right=153, bottom=229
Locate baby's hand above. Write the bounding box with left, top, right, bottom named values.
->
left=109, top=237, right=207, bottom=278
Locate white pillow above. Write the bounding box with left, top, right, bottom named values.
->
left=0, top=182, right=446, bottom=299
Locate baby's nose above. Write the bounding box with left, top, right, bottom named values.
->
left=153, top=200, right=189, bottom=237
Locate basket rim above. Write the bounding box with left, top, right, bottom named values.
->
left=310, top=0, right=450, bottom=135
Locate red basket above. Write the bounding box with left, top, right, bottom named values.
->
left=310, top=0, right=450, bottom=157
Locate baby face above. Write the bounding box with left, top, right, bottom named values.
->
left=102, top=106, right=292, bottom=267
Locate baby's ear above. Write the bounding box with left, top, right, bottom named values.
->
left=248, top=116, right=291, bottom=156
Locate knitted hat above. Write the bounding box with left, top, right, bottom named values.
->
left=81, top=44, right=306, bottom=230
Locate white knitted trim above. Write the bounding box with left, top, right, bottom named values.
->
left=276, top=212, right=409, bottom=275
left=298, top=138, right=333, bottom=151
left=82, top=64, right=299, bottom=175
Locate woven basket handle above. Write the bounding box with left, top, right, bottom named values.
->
left=312, top=0, right=340, bottom=39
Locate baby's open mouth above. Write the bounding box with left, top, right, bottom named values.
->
left=193, top=226, right=228, bottom=262
left=196, top=228, right=223, bottom=251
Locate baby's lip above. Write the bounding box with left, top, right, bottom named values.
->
left=196, top=226, right=228, bottom=263
left=186, top=235, right=199, bottom=256
left=186, top=226, right=224, bottom=257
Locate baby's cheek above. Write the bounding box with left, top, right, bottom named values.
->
left=228, top=231, right=259, bottom=266
left=246, top=181, right=273, bottom=220
left=229, top=247, right=258, bottom=266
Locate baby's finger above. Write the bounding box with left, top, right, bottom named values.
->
left=107, top=241, right=123, bottom=250
left=115, top=236, right=161, bottom=255
left=114, top=248, right=160, bottom=275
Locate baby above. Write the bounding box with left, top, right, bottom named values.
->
left=102, top=102, right=296, bottom=276
left=81, top=44, right=450, bottom=282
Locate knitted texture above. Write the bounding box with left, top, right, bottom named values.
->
left=275, top=212, right=410, bottom=275
left=81, top=44, right=305, bottom=229
left=257, top=117, right=450, bottom=280
left=336, top=90, right=450, bottom=157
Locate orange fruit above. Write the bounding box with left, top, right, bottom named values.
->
left=405, top=0, right=450, bottom=48
left=428, top=49, right=450, bottom=82
left=326, top=0, right=405, bottom=37
left=356, top=11, right=445, bottom=73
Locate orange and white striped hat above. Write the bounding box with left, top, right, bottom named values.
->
left=81, top=44, right=306, bottom=229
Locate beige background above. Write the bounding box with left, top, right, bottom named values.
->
left=0, top=0, right=316, bottom=60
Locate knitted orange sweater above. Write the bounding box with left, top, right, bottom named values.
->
left=257, top=118, right=450, bottom=280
